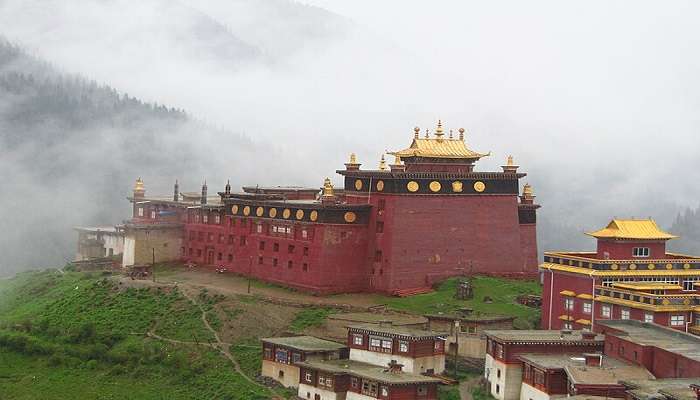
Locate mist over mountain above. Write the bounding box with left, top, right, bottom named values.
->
left=1, top=0, right=700, bottom=273
left=0, top=39, right=259, bottom=276
left=668, top=205, right=700, bottom=255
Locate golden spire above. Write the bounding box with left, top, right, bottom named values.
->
left=379, top=154, right=388, bottom=171
left=349, top=153, right=357, bottom=164
left=394, top=154, right=402, bottom=165
left=134, top=177, right=144, bottom=191
left=414, top=126, right=420, bottom=139
left=322, top=177, right=334, bottom=198
left=522, top=183, right=534, bottom=197
left=449, top=129, right=453, bottom=139
left=425, top=128, right=429, bottom=139
left=434, top=120, right=444, bottom=138
left=507, top=155, right=514, bottom=166
left=458, top=127, right=465, bottom=141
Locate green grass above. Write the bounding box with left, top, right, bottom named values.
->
left=289, top=308, right=333, bottom=332
left=0, top=270, right=273, bottom=399
left=380, top=276, right=541, bottom=328
left=438, top=385, right=461, bottom=400
left=472, top=385, right=496, bottom=400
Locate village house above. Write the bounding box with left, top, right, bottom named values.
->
left=261, top=336, right=348, bottom=388
left=346, top=323, right=447, bottom=376
left=425, top=309, right=515, bottom=358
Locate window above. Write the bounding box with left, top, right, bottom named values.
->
left=362, top=381, right=378, bottom=397
left=305, top=372, right=312, bottom=382
left=497, top=369, right=501, bottom=378
left=138, top=207, right=144, bottom=217
left=150, top=210, right=156, bottom=219
left=621, top=309, right=630, bottom=320
left=217, top=252, right=222, bottom=261
left=353, top=334, right=363, bottom=345
left=263, top=347, right=272, bottom=360
left=203, top=214, right=208, bottom=224
left=399, top=341, right=408, bottom=353
left=303, top=247, right=309, bottom=256
left=564, top=298, right=574, bottom=310
left=378, top=199, right=386, bottom=211
left=381, top=339, right=392, bottom=351
left=228, top=235, right=234, bottom=244
left=644, top=313, right=654, bottom=323
left=376, top=221, right=384, bottom=233
left=288, top=245, right=295, bottom=254
left=351, top=377, right=359, bottom=388
left=275, top=349, right=288, bottom=363
left=228, top=254, right=233, bottom=262
left=301, top=229, right=308, bottom=239
left=259, top=241, right=265, bottom=250
left=273, top=258, right=278, bottom=267
left=240, top=236, right=246, bottom=246
left=583, top=302, right=592, bottom=314
left=563, top=322, right=573, bottom=330
left=374, top=250, right=383, bottom=262
left=670, top=315, right=685, bottom=326
left=682, top=279, right=698, bottom=291
left=258, top=256, right=263, bottom=265
left=601, top=305, right=611, bottom=318
left=273, top=243, right=279, bottom=252
left=208, top=233, right=214, bottom=242
left=256, top=224, right=262, bottom=233
left=496, top=384, right=500, bottom=394
left=381, top=386, right=389, bottom=396
left=370, top=338, right=381, bottom=348
left=215, top=215, right=220, bottom=224
left=434, top=340, right=443, bottom=352
left=194, top=213, right=200, bottom=223
left=633, top=247, right=650, bottom=257
left=303, top=263, right=308, bottom=272
left=287, top=260, right=293, bottom=269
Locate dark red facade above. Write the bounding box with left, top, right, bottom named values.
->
left=126, top=123, right=540, bottom=294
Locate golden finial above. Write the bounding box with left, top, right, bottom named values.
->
left=349, top=153, right=357, bottom=164
left=449, top=129, right=453, bottom=139
left=379, top=154, right=388, bottom=171
left=425, top=129, right=429, bottom=139
left=507, top=155, right=514, bottom=166
left=435, top=120, right=444, bottom=138
left=322, top=177, right=334, bottom=197
left=522, top=183, right=534, bottom=197
left=134, top=177, right=145, bottom=191
left=458, top=127, right=465, bottom=141
left=413, top=126, right=420, bottom=139
left=394, top=154, right=402, bottom=165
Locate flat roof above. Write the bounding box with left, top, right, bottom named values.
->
left=347, top=323, right=447, bottom=339
left=329, top=313, right=427, bottom=326
left=484, top=330, right=604, bottom=343
left=565, top=357, right=654, bottom=385
left=298, top=359, right=442, bottom=385
left=624, top=379, right=699, bottom=400
left=612, top=282, right=683, bottom=291
left=424, top=312, right=515, bottom=323
left=261, top=336, right=346, bottom=352
left=74, top=226, right=119, bottom=233
left=597, top=320, right=700, bottom=362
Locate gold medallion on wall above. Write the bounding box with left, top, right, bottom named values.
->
left=344, top=211, right=357, bottom=223
left=269, top=208, right=277, bottom=218
left=310, top=210, right=318, bottom=222
left=282, top=209, right=291, bottom=219
left=429, top=181, right=441, bottom=192
left=296, top=209, right=304, bottom=220
left=452, top=181, right=463, bottom=193
left=629, top=263, right=637, bottom=270
left=355, top=179, right=363, bottom=191
left=231, top=205, right=239, bottom=214
left=407, top=181, right=419, bottom=192
left=683, top=263, right=691, bottom=269
left=256, top=206, right=264, bottom=217
left=473, top=181, right=486, bottom=193
left=665, top=263, right=673, bottom=270
left=243, top=206, right=251, bottom=216
left=647, top=263, right=655, bottom=270
left=610, top=263, right=619, bottom=270
left=376, top=180, right=384, bottom=192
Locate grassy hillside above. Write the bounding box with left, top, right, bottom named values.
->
left=0, top=270, right=275, bottom=399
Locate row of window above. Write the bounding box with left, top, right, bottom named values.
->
left=600, top=277, right=700, bottom=291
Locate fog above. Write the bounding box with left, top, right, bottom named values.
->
left=1, top=0, right=699, bottom=275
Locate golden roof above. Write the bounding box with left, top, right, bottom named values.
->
left=389, top=121, right=489, bottom=160
left=612, top=282, right=682, bottom=291
left=586, top=219, right=678, bottom=240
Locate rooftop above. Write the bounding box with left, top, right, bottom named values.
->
left=347, top=323, right=447, bottom=339
left=612, top=282, right=683, bottom=291
left=597, top=320, right=700, bottom=363
left=328, top=313, right=427, bottom=326
left=623, top=379, right=700, bottom=400
left=586, top=219, right=678, bottom=241
left=424, top=312, right=515, bottom=323
left=484, top=329, right=604, bottom=344
left=388, top=121, right=489, bottom=160
left=518, top=353, right=654, bottom=385
left=260, top=336, right=346, bottom=352
left=298, top=359, right=443, bottom=385
left=74, top=226, right=119, bottom=233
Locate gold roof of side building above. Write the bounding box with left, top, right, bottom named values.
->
left=586, top=219, right=678, bottom=240
left=389, top=122, right=490, bottom=160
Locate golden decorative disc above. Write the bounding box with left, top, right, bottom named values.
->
left=243, top=206, right=251, bottom=216
left=647, top=263, right=655, bottom=270
left=473, top=181, right=486, bottom=192
left=354, top=179, right=363, bottom=191
left=662, top=299, right=671, bottom=305
left=376, top=180, right=384, bottom=192
left=684, top=299, right=691, bottom=305
left=310, top=210, right=318, bottom=222
left=407, top=181, right=419, bottom=192
left=231, top=205, right=239, bottom=214
left=452, top=181, right=463, bottom=192
left=429, top=181, right=442, bottom=192
left=683, top=263, right=691, bottom=269
left=344, top=211, right=357, bottom=223
left=296, top=209, right=304, bottom=220
left=610, top=264, right=619, bottom=270
left=269, top=208, right=277, bottom=218
left=282, top=209, right=291, bottom=219
left=665, top=263, right=673, bottom=270
left=629, top=263, right=637, bottom=270
left=256, top=206, right=264, bottom=217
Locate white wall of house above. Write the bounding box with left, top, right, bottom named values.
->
left=349, top=349, right=445, bottom=374
left=122, top=235, right=135, bottom=267
left=103, top=233, right=124, bottom=257
left=298, top=383, right=345, bottom=400
left=520, top=382, right=554, bottom=400
left=261, top=360, right=300, bottom=388
left=484, top=354, right=523, bottom=400
left=346, top=392, right=376, bottom=400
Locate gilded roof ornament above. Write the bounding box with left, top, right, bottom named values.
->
left=449, top=129, right=453, bottom=139
left=425, top=128, right=429, bottom=139
left=388, top=124, right=488, bottom=160
left=434, top=120, right=444, bottom=138
left=378, top=154, right=388, bottom=171
left=458, top=127, right=465, bottom=141
left=586, top=219, right=678, bottom=240
left=522, top=183, right=533, bottom=197
left=349, top=153, right=357, bottom=164
left=507, top=155, right=514, bottom=166
left=414, top=126, right=420, bottom=139
left=134, top=177, right=145, bottom=191
left=322, top=177, right=335, bottom=198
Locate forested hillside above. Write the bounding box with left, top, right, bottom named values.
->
left=668, top=205, right=700, bottom=255
left=0, top=39, right=258, bottom=275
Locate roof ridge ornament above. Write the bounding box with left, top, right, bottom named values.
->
left=413, top=126, right=420, bottom=139
left=378, top=154, right=388, bottom=171
left=434, top=120, right=444, bottom=138
left=458, top=127, right=465, bottom=141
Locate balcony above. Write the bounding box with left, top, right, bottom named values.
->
left=594, top=286, right=700, bottom=311
left=542, top=251, right=700, bottom=275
